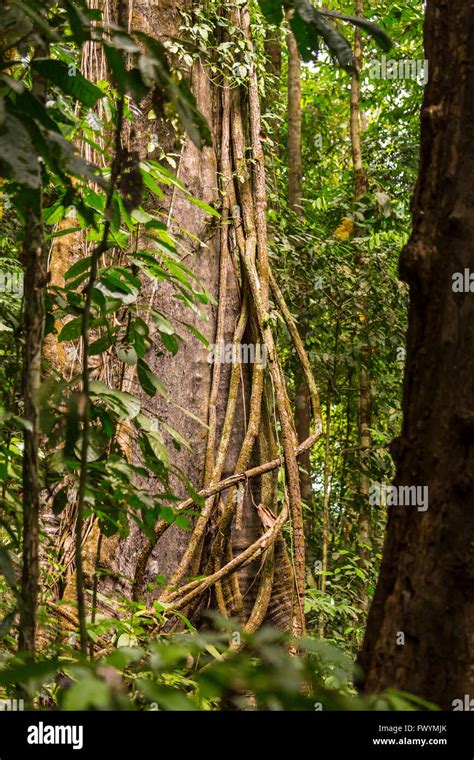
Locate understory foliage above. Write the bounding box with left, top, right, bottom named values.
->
left=271, top=0, right=424, bottom=648
left=0, top=0, right=425, bottom=709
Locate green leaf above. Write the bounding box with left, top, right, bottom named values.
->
left=140, top=167, right=165, bottom=199
left=52, top=487, right=69, bottom=516
left=131, top=208, right=154, bottom=224
left=180, top=322, right=210, bottom=348
left=65, top=256, right=92, bottom=281
left=151, top=311, right=175, bottom=336
left=0, top=547, right=16, bottom=588
left=137, top=359, right=169, bottom=399
left=174, top=514, right=191, bottom=531
left=0, top=611, right=15, bottom=639
left=159, top=506, right=175, bottom=524
left=89, top=332, right=116, bottom=355
left=31, top=59, right=104, bottom=107
left=186, top=196, right=220, bottom=218
left=161, top=421, right=190, bottom=451
left=57, top=317, right=83, bottom=342
left=48, top=226, right=82, bottom=240
left=116, top=633, right=138, bottom=648
left=0, top=113, right=41, bottom=188
left=64, top=0, right=91, bottom=44
left=258, top=0, right=284, bottom=25
left=0, top=659, right=60, bottom=687
left=143, top=430, right=169, bottom=468
left=62, top=674, right=111, bottom=710
left=160, top=332, right=180, bottom=355
left=117, top=345, right=138, bottom=365
left=176, top=468, right=205, bottom=508
left=10, top=87, right=60, bottom=132
left=90, top=381, right=141, bottom=421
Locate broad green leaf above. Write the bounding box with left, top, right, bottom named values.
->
left=31, top=59, right=104, bottom=107
left=117, top=345, right=138, bottom=365
left=57, top=317, right=83, bottom=342
left=143, top=430, right=169, bottom=467
left=186, top=196, right=220, bottom=218
left=88, top=332, right=117, bottom=355
left=64, top=0, right=91, bottom=44
left=62, top=674, right=111, bottom=710
left=0, top=113, right=41, bottom=188
left=90, top=381, right=141, bottom=421
left=137, top=359, right=169, bottom=400
left=0, top=4, right=32, bottom=47
left=258, top=0, right=284, bottom=25
left=180, top=321, right=210, bottom=348
left=161, top=421, right=190, bottom=451
left=0, top=659, right=60, bottom=687
left=0, top=547, right=16, bottom=588
left=65, top=256, right=92, bottom=281
left=151, top=311, right=175, bottom=336
left=140, top=168, right=165, bottom=199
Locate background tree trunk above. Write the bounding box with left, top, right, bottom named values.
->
left=287, top=31, right=313, bottom=544
left=287, top=31, right=303, bottom=216
left=19, top=61, right=48, bottom=655
left=358, top=0, right=474, bottom=708
left=350, top=0, right=371, bottom=610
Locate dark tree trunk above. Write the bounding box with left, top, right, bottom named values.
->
left=295, top=365, right=313, bottom=534
left=287, top=31, right=313, bottom=541
left=19, top=60, right=48, bottom=656
left=19, top=208, right=47, bottom=654
left=358, top=0, right=474, bottom=708
left=350, top=0, right=371, bottom=610
left=287, top=31, right=303, bottom=216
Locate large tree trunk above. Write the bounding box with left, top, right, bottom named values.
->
left=358, top=0, right=474, bottom=708
left=78, top=0, right=301, bottom=635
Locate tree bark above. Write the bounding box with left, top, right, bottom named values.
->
left=264, top=27, right=282, bottom=157
left=349, top=0, right=371, bottom=607
left=358, top=0, right=474, bottom=708
left=19, top=208, right=47, bottom=655
left=19, top=60, right=48, bottom=656
left=89, top=0, right=299, bottom=635
left=287, top=30, right=313, bottom=546
left=287, top=31, right=303, bottom=216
